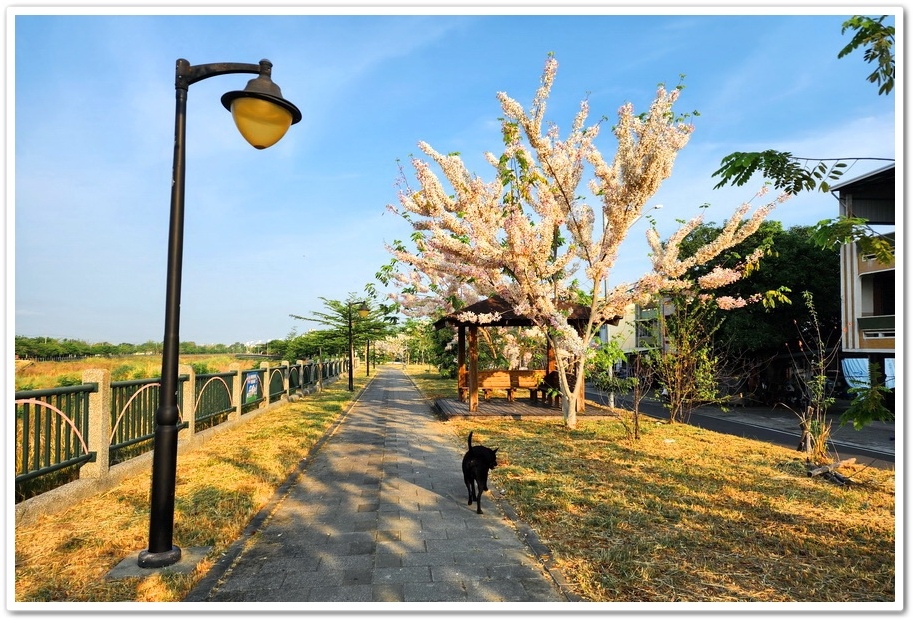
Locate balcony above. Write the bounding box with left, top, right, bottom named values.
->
left=858, top=315, right=895, bottom=339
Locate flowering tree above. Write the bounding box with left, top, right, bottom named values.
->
left=378, top=243, right=546, bottom=373
left=387, top=55, right=788, bottom=428
left=376, top=253, right=481, bottom=321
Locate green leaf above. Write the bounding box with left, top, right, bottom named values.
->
left=838, top=15, right=895, bottom=96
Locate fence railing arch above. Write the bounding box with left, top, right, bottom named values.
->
left=14, top=358, right=346, bottom=505
left=194, top=373, right=235, bottom=432
left=15, top=391, right=95, bottom=484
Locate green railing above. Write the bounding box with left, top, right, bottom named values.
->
left=110, top=375, right=189, bottom=465
left=15, top=384, right=97, bottom=485
left=267, top=365, right=287, bottom=403
left=14, top=358, right=346, bottom=504
left=194, top=371, right=236, bottom=432
left=288, top=365, right=301, bottom=393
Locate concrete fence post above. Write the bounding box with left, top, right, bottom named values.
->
left=281, top=360, right=290, bottom=398
left=80, top=369, right=111, bottom=479
left=179, top=363, right=195, bottom=436
left=260, top=362, right=270, bottom=405
left=229, top=364, right=242, bottom=421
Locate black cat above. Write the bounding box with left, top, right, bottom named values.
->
left=462, top=431, right=498, bottom=514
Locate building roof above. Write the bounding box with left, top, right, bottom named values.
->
left=829, top=163, right=894, bottom=192
left=829, top=163, right=895, bottom=225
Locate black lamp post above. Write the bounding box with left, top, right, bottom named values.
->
left=137, top=58, right=300, bottom=569
left=348, top=301, right=370, bottom=391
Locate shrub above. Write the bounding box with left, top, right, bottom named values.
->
left=111, top=365, right=134, bottom=381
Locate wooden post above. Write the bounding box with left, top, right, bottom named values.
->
left=578, top=374, right=586, bottom=412
left=468, top=326, right=479, bottom=412
left=546, top=337, right=556, bottom=373
left=457, top=325, right=467, bottom=400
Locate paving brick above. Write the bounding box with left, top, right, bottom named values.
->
left=403, top=581, right=467, bottom=602
left=185, top=367, right=566, bottom=604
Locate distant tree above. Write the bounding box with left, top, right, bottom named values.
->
left=679, top=221, right=840, bottom=358
left=266, top=339, right=287, bottom=356
left=284, top=329, right=345, bottom=360
left=399, top=319, right=435, bottom=366
left=14, top=335, right=38, bottom=359
left=647, top=293, right=725, bottom=424
left=15, top=336, right=94, bottom=360
left=90, top=342, right=118, bottom=357
left=289, top=294, right=397, bottom=363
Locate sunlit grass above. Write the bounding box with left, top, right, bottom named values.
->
left=14, top=354, right=266, bottom=390
left=14, top=373, right=372, bottom=602
left=14, top=364, right=895, bottom=603
left=405, top=364, right=896, bottom=603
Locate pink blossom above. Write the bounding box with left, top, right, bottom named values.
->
left=384, top=55, right=785, bottom=425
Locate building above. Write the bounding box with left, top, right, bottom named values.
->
left=831, top=163, right=896, bottom=402
left=598, top=300, right=670, bottom=378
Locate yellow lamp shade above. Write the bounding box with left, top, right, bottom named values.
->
left=230, top=96, right=294, bottom=149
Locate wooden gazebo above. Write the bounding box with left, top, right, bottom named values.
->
left=434, top=295, right=619, bottom=413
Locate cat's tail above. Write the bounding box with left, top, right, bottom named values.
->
left=467, top=431, right=474, bottom=450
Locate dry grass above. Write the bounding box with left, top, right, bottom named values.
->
left=406, top=365, right=896, bottom=603
left=14, top=354, right=262, bottom=390
left=13, top=373, right=373, bottom=602
left=14, top=364, right=896, bottom=603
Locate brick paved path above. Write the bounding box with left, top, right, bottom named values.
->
left=184, top=365, right=569, bottom=603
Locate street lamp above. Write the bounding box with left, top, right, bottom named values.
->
left=138, top=58, right=300, bottom=570
left=348, top=301, right=370, bottom=391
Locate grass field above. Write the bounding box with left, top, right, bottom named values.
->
left=12, top=363, right=896, bottom=604
left=14, top=370, right=373, bottom=602
left=13, top=354, right=268, bottom=391
left=406, top=366, right=896, bottom=602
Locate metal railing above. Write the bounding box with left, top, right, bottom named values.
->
left=194, top=371, right=236, bottom=432
left=110, top=375, right=189, bottom=465
left=267, top=366, right=286, bottom=403
left=14, top=358, right=347, bottom=503
left=14, top=384, right=97, bottom=484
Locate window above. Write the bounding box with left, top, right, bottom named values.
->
left=860, top=270, right=894, bottom=316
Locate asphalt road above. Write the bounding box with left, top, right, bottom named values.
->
left=586, top=389, right=895, bottom=471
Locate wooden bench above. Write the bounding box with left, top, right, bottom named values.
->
left=537, top=370, right=578, bottom=406
left=466, top=369, right=546, bottom=402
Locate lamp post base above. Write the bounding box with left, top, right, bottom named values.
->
left=137, top=545, right=182, bottom=569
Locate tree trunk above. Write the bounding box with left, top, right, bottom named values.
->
left=807, top=458, right=856, bottom=477
left=562, top=394, right=578, bottom=429
left=560, top=360, right=585, bottom=429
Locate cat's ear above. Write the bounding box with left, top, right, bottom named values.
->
left=493, top=447, right=499, bottom=453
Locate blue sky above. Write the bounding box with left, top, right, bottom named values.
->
left=8, top=4, right=899, bottom=347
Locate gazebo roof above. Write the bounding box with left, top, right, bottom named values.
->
left=433, top=294, right=619, bottom=330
